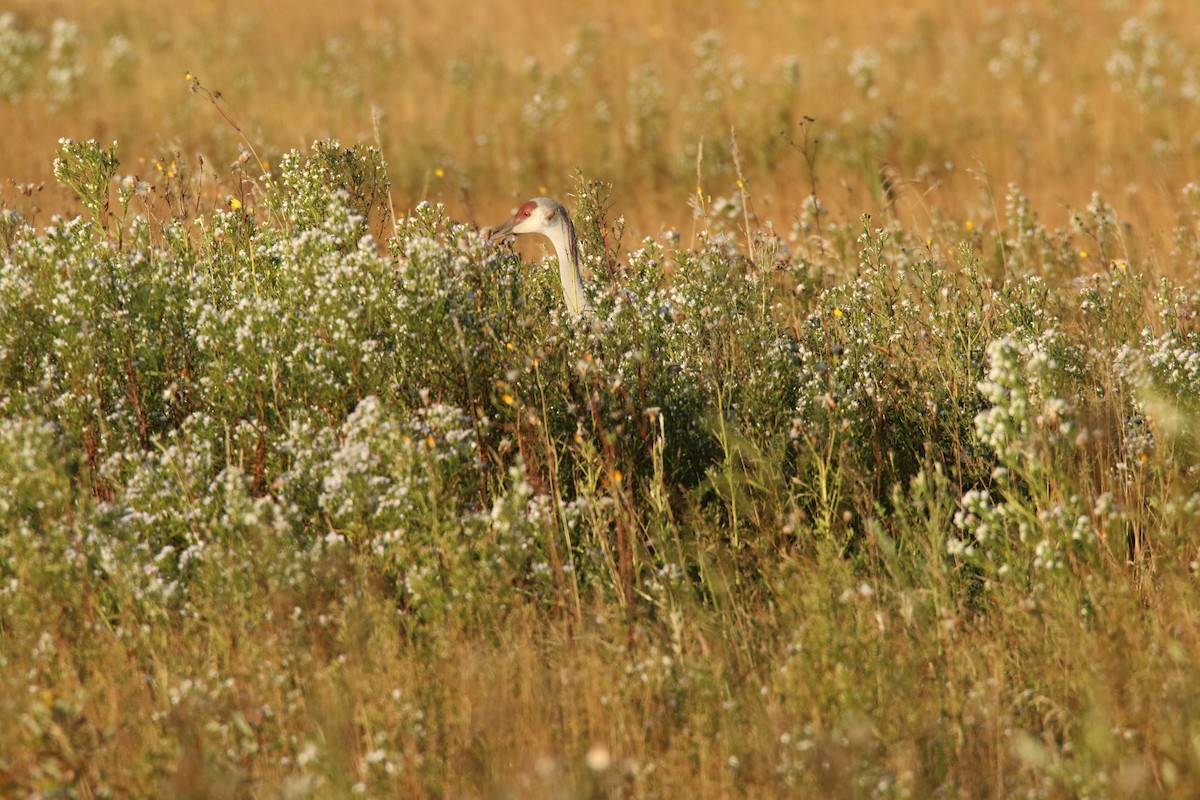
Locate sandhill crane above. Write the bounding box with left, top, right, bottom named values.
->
left=488, top=197, right=594, bottom=319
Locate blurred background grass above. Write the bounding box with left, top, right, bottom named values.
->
left=4, top=0, right=1200, bottom=250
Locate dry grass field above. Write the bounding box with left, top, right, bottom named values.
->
left=3, top=2, right=1200, bottom=798
left=4, top=0, right=1200, bottom=243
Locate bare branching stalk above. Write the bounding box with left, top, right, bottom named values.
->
left=730, top=127, right=756, bottom=264
left=187, top=73, right=270, bottom=181
left=371, top=104, right=399, bottom=237
left=690, top=136, right=706, bottom=250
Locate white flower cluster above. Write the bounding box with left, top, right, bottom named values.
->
left=1105, top=11, right=1197, bottom=105
left=314, top=395, right=478, bottom=542
left=974, top=333, right=1075, bottom=471
left=950, top=489, right=1003, bottom=558
left=46, top=19, right=82, bottom=104
left=0, top=12, right=40, bottom=101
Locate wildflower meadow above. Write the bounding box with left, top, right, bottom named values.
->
left=3, top=1, right=1200, bottom=798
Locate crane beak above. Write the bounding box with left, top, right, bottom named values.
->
left=486, top=216, right=517, bottom=243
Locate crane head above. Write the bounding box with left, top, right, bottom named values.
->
left=486, top=196, right=591, bottom=319
left=487, top=197, right=567, bottom=242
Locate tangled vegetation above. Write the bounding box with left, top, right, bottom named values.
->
left=1, top=138, right=1199, bottom=798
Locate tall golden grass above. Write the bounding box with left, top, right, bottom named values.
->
left=4, top=0, right=1200, bottom=250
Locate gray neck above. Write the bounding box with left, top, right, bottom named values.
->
left=547, top=214, right=592, bottom=319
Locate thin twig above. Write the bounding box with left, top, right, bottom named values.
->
left=186, top=73, right=270, bottom=180
left=371, top=104, right=399, bottom=238
left=730, top=127, right=756, bottom=263
left=691, top=137, right=706, bottom=250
